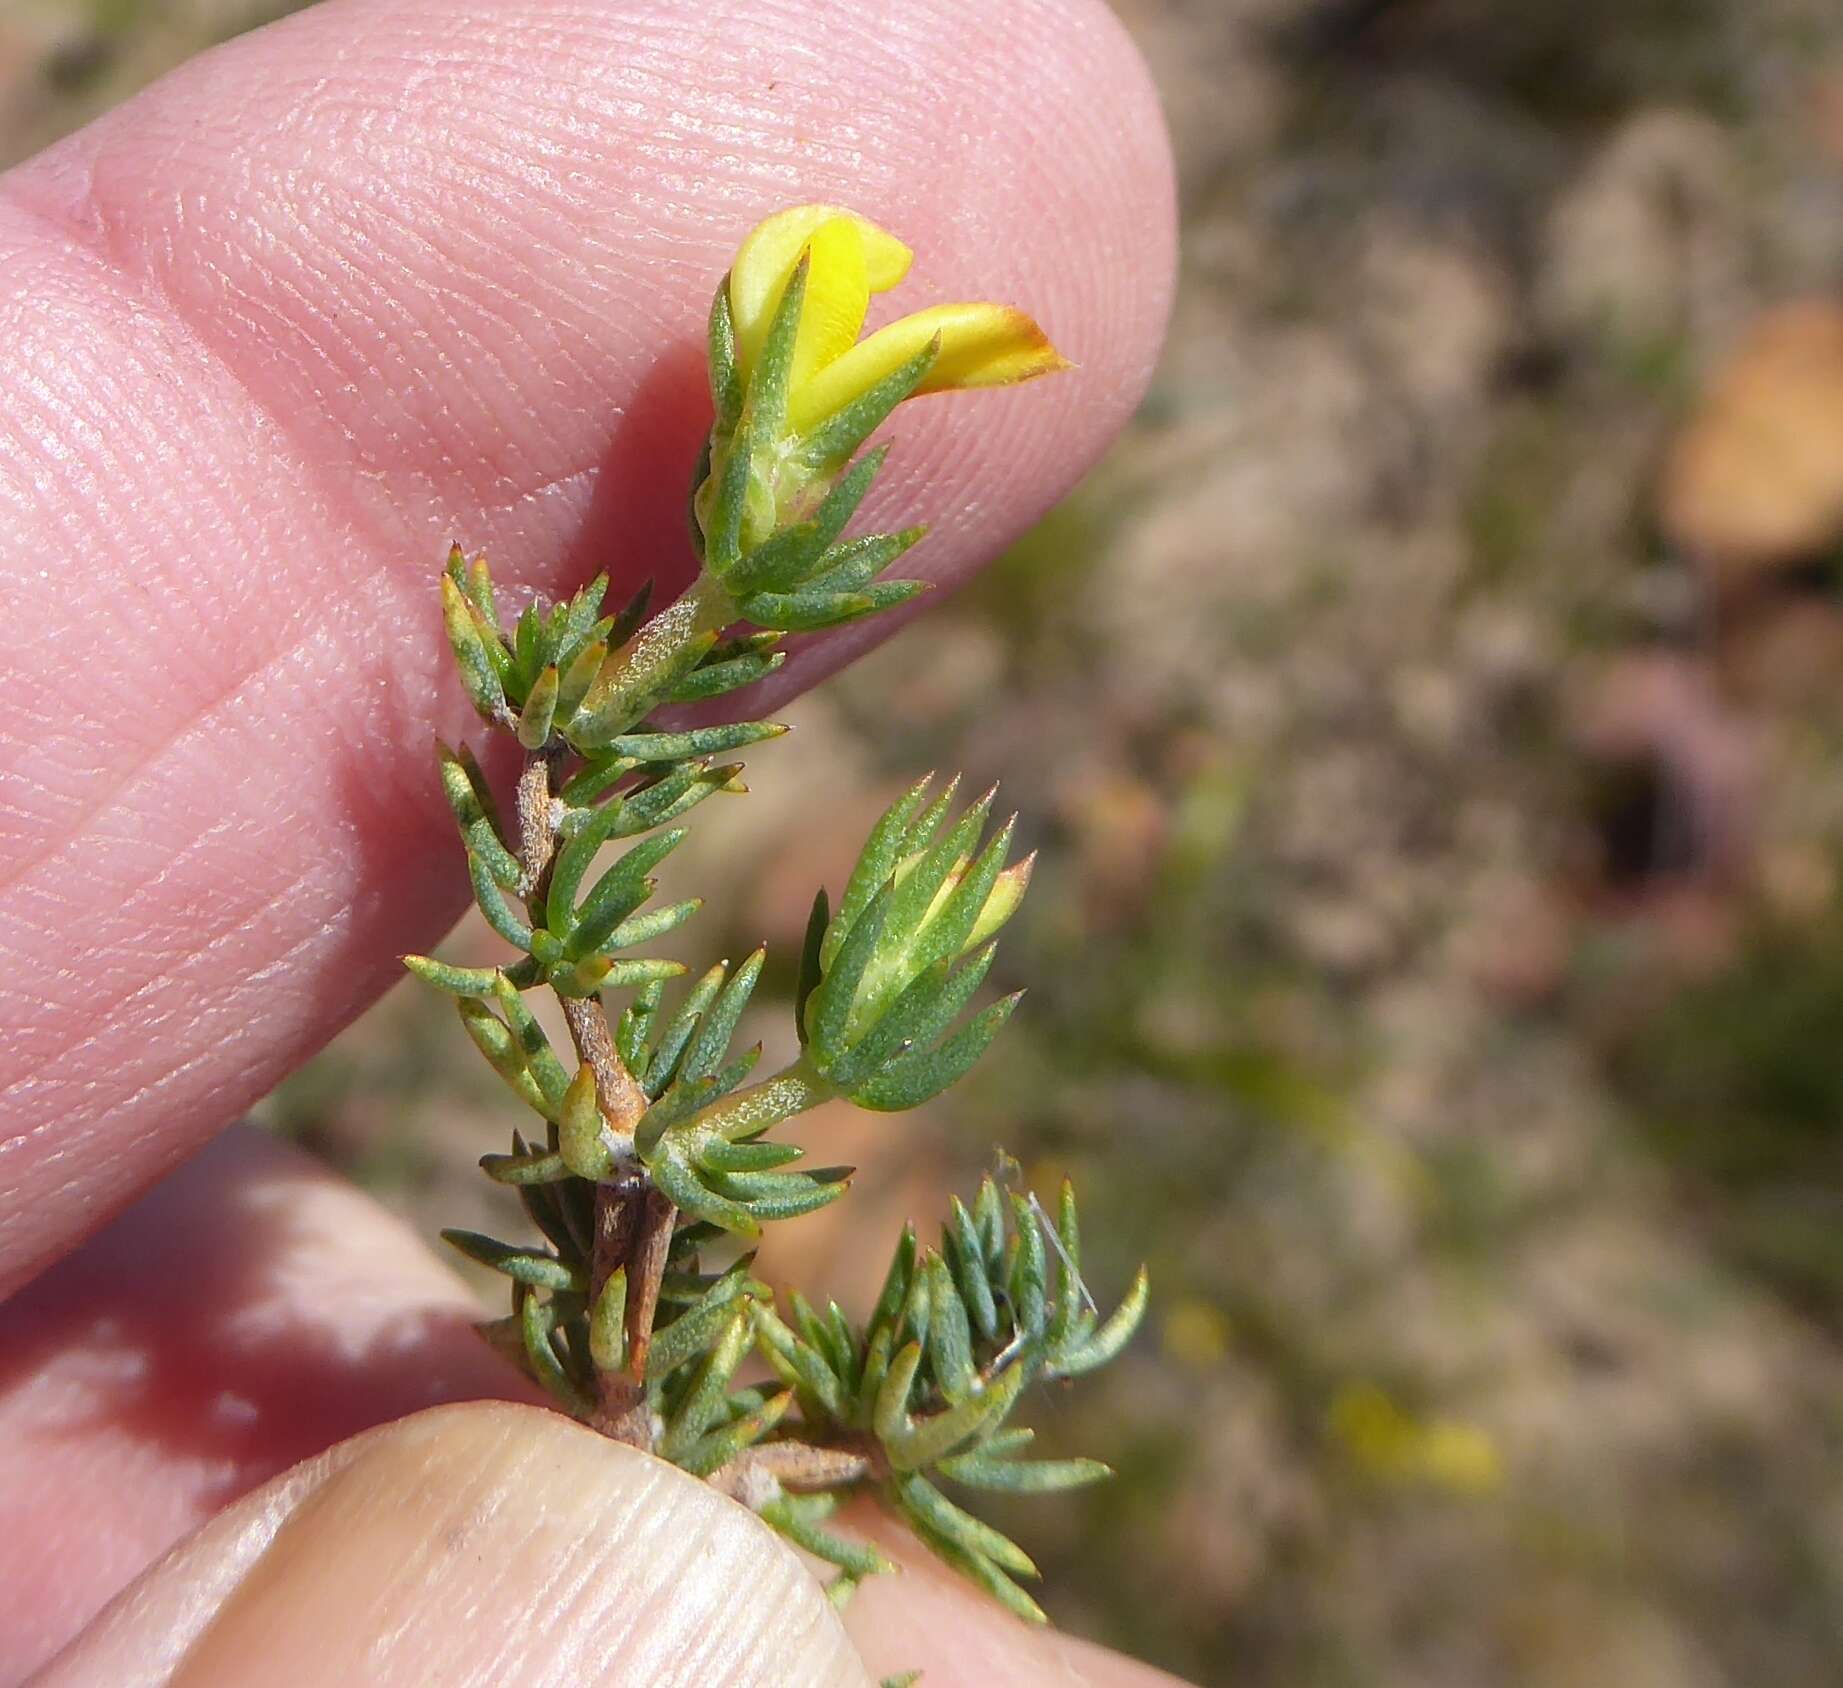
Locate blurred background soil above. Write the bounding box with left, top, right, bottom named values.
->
left=15, top=2, right=1843, bottom=1682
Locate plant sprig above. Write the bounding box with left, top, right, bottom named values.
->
left=413, top=201, right=1143, bottom=1626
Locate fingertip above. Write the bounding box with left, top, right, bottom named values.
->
left=40, top=1403, right=869, bottom=1688
left=835, top=1499, right=1195, bottom=1687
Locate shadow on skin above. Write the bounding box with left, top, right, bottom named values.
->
left=0, top=1126, right=538, bottom=1679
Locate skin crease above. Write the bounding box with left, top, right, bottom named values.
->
left=0, top=0, right=1179, bottom=1679
left=0, top=0, right=1171, bottom=1301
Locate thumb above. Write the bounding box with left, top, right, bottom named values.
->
left=36, top=1401, right=869, bottom=1688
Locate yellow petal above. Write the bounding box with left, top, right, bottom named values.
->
left=790, top=216, right=870, bottom=394
left=788, top=302, right=1070, bottom=435
left=728, top=204, right=913, bottom=377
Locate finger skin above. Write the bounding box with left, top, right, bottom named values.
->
left=840, top=1504, right=1194, bottom=1688
left=0, top=0, right=1175, bottom=1293
left=36, top=1402, right=869, bottom=1688
left=2, top=1131, right=1192, bottom=1686
left=0, top=1128, right=543, bottom=1682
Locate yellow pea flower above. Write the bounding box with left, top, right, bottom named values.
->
left=726, top=204, right=1070, bottom=436
left=694, top=204, right=1069, bottom=570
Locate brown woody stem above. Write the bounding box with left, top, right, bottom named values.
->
left=517, top=747, right=673, bottom=1449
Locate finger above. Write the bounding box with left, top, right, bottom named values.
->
left=0, top=1127, right=541, bottom=1680
left=2, top=1130, right=1185, bottom=1688
left=36, top=1401, right=869, bottom=1688
left=0, top=0, right=1175, bottom=1295
left=839, top=1505, right=1194, bottom=1688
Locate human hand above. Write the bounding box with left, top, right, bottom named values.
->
left=0, top=0, right=1178, bottom=1680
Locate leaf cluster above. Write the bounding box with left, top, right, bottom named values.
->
left=750, top=1174, right=1150, bottom=1620
left=695, top=252, right=938, bottom=631
left=409, top=233, right=1147, bottom=1633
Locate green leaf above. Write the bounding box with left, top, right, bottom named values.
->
left=735, top=579, right=925, bottom=633
left=520, top=1286, right=593, bottom=1416
left=615, top=980, right=664, bottom=1072
left=758, top=1494, right=895, bottom=1580
left=697, top=1138, right=802, bottom=1172
left=800, top=525, right=927, bottom=596
left=607, top=579, right=655, bottom=649
left=555, top=637, right=607, bottom=725
left=747, top=250, right=807, bottom=448
left=1049, top=1266, right=1150, bottom=1378
left=701, top=1166, right=850, bottom=1222
left=906, top=816, right=1017, bottom=984
left=440, top=573, right=507, bottom=721
left=660, top=1308, right=754, bottom=1459
left=807, top=880, right=895, bottom=1067
left=641, top=960, right=730, bottom=1093
left=457, top=999, right=555, bottom=1121
left=884, top=1362, right=1026, bottom=1474
left=857, top=1324, right=893, bottom=1421
left=707, top=279, right=744, bottom=434
left=674, top=1386, right=793, bottom=1478
left=436, top=743, right=523, bottom=890
left=644, top=1261, right=761, bottom=1383
left=488, top=974, right=571, bottom=1108
left=441, top=1229, right=584, bottom=1292
left=599, top=897, right=702, bottom=956
left=869, top=1222, right=918, bottom=1338
left=635, top=1048, right=763, bottom=1155
left=403, top=954, right=502, bottom=997
left=825, top=1300, right=860, bottom=1394
left=468, top=851, right=534, bottom=951
left=511, top=1140, right=589, bottom=1261
left=647, top=1142, right=760, bottom=1239
left=873, top=1340, right=923, bottom=1443
left=831, top=945, right=996, bottom=1094
left=480, top=1147, right=569, bottom=1184
left=667, top=648, right=786, bottom=703
left=600, top=721, right=788, bottom=763
left=704, top=257, right=807, bottom=573
left=923, top=1252, right=976, bottom=1404
left=511, top=601, right=545, bottom=692
left=548, top=954, right=686, bottom=999
left=516, top=663, right=560, bottom=749
left=446, top=543, right=499, bottom=630
left=826, top=775, right=937, bottom=971
left=723, top=446, right=887, bottom=596
left=559, top=754, right=640, bottom=809
left=936, top=1452, right=1112, bottom=1493
left=572, top=622, right=719, bottom=749
left=876, top=792, right=996, bottom=993
left=629, top=759, right=743, bottom=835
left=1009, top=1192, right=1048, bottom=1344
left=947, top=1196, right=999, bottom=1341
left=568, top=827, right=688, bottom=955
left=754, top=1305, right=850, bottom=1422
left=974, top=1177, right=1005, bottom=1265
left=590, top=1267, right=628, bottom=1373
left=681, top=947, right=763, bottom=1083
left=849, top=993, right=1021, bottom=1112
left=892, top=1472, right=1039, bottom=1582
left=558, top=572, right=611, bottom=650
left=1047, top=1180, right=1085, bottom=1349
left=897, top=1241, right=934, bottom=1353
left=795, top=888, right=828, bottom=1047
left=796, top=335, right=938, bottom=469
left=558, top=1064, right=613, bottom=1179
left=545, top=798, right=632, bottom=933
left=894, top=1483, right=1046, bottom=1626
